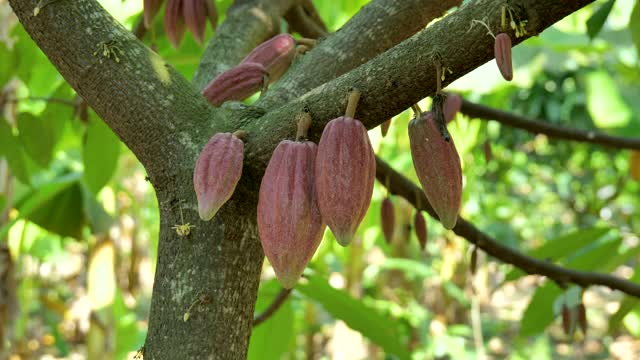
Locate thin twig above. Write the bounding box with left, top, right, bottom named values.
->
left=5, top=96, right=75, bottom=107
left=252, top=288, right=293, bottom=326
left=374, top=156, right=640, bottom=298
left=460, top=99, right=640, bottom=151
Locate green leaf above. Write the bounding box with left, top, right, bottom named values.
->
left=0, top=118, right=31, bottom=185
left=297, top=272, right=411, bottom=360
left=26, top=180, right=86, bottom=239
left=519, top=283, right=562, bottom=337
left=629, top=1, right=640, bottom=54
left=586, top=0, right=616, bottom=40
left=40, top=84, right=74, bottom=149
left=83, top=114, right=121, bottom=194
left=504, top=227, right=611, bottom=282
left=82, top=185, right=114, bottom=235
left=248, top=281, right=294, bottom=360
left=585, top=70, right=632, bottom=128
left=608, top=269, right=640, bottom=333
left=17, top=112, right=56, bottom=168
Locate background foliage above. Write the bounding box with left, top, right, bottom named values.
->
left=0, top=0, right=639, bottom=359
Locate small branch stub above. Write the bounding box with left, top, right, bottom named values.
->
left=345, top=89, right=361, bottom=118
left=296, top=112, right=312, bottom=140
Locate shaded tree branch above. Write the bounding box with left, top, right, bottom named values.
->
left=192, top=0, right=298, bottom=90
left=460, top=98, right=640, bottom=151
left=252, top=288, right=293, bottom=326
left=375, top=157, right=640, bottom=298
left=260, top=0, right=462, bottom=109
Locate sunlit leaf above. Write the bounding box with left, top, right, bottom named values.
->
left=586, top=0, right=616, bottom=40
left=0, top=118, right=31, bottom=185
left=585, top=70, right=632, bottom=128
left=17, top=112, right=56, bottom=168
left=83, top=114, right=121, bottom=194
left=248, top=280, right=294, bottom=360
left=88, top=240, right=117, bottom=309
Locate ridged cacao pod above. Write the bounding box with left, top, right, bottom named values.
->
left=193, top=132, right=244, bottom=220
left=408, top=111, right=462, bottom=230
left=381, top=197, right=395, bottom=244
left=183, top=0, right=207, bottom=44
left=414, top=210, right=427, bottom=250
left=205, top=0, right=218, bottom=29
left=380, top=119, right=392, bottom=137
left=241, top=34, right=296, bottom=84
left=561, top=303, right=572, bottom=335
left=315, top=117, right=375, bottom=246
left=577, top=303, right=587, bottom=335
left=202, top=62, right=267, bottom=106
left=165, top=0, right=186, bottom=48
left=444, top=93, right=462, bottom=123
left=258, top=140, right=326, bottom=289
left=494, top=33, right=513, bottom=81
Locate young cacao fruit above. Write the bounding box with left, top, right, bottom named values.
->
left=193, top=131, right=245, bottom=220
left=380, top=119, right=392, bottom=137
left=444, top=93, right=462, bottom=123
left=561, top=303, right=571, bottom=335
left=414, top=210, right=427, bottom=250
left=183, top=0, right=207, bottom=44
left=494, top=33, right=513, bottom=81
left=381, top=197, right=395, bottom=244
left=202, top=62, right=267, bottom=106
left=315, top=117, right=375, bottom=246
left=577, top=302, right=587, bottom=335
left=257, top=117, right=326, bottom=289
left=408, top=111, right=462, bottom=230
left=240, top=34, right=296, bottom=84
left=165, top=0, right=186, bottom=48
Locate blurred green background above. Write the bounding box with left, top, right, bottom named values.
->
left=0, top=0, right=639, bottom=359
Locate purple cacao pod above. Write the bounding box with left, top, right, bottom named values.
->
left=414, top=210, right=427, bottom=250
left=193, top=132, right=244, bottom=220
left=444, top=93, right=462, bottom=123
left=202, top=62, right=267, bottom=106
left=494, top=33, right=513, bottom=81
left=315, top=117, right=375, bottom=246
left=408, top=111, right=462, bottom=229
left=240, top=34, right=296, bottom=83
left=381, top=197, right=395, bottom=244
left=183, top=0, right=207, bottom=44
left=258, top=140, right=326, bottom=289
left=165, top=0, right=186, bottom=48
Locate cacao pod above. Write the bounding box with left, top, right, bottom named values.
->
left=241, top=34, right=296, bottom=84
left=470, top=246, right=478, bottom=275
left=414, top=210, right=427, bottom=250
left=257, top=140, right=326, bottom=289
left=381, top=197, right=395, bottom=244
left=143, top=0, right=163, bottom=28
left=408, top=111, right=462, bottom=230
left=315, top=117, right=375, bottom=246
left=444, top=93, right=462, bottom=123
left=380, top=119, right=392, bottom=137
left=165, top=0, right=186, bottom=48
left=577, top=302, right=587, bottom=335
left=193, top=131, right=245, bottom=220
left=494, top=33, right=513, bottom=81
left=205, top=0, right=218, bottom=29
left=183, top=0, right=207, bottom=44
left=202, top=62, right=267, bottom=106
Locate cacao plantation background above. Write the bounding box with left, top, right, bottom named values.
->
left=1, top=0, right=640, bottom=359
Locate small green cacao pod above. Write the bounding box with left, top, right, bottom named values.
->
left=408, top=111, right=462, bottom=229
left=414, top=210, right=427, bottom=250
left=193, top=131, right=245, bottom=220
left=258, top=140, right=326, bottom=289
left=494, top=33, right=513, bottom=81
left=202, top=62, right=267, bottom=106
left=381, top=197, right=395, bottom=244
left=315, top=117, right=375, bottom=246
left=241, top=34, right=296, bottom=83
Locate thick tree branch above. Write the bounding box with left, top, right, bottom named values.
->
left=260, top=0, right=461, bottom=109
left=244, top=0, right=595, bottom=175
left=192, top=0, right=298, bottom=90
left=460, top=98, right=640, bottom=150
left=375, top=157, right=640, bottom=298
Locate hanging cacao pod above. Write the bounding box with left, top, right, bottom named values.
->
left=165, top=0, right=186, bottom=48
left=315, top=117, right=375, bottom=246
left=201, top=62, right=267, bottom=106
left=444, top=93, right=462, bottom=123
left=494, top=33, right=513, bottom=81
left=240, top=34, right=297, bottom=83
left=183, top=0, right=207, bottom=44
left=408, top=111, right=462, bottom=229
left=381, top=197, right=395, bottom=244
left=257, top=118, right=326, bottom=289
left=380, top=119, right=392, bottom=137
left=193, top=131, right=245, bottom=220
left=414, top=210, right=427, bottom=250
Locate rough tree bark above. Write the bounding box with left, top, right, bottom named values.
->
left=8, top=0, right=594, bottom=358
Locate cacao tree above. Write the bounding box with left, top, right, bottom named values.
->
left=2, top=0, right=640, bottom=359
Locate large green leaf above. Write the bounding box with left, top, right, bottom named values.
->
left=17, top=112, right=56, bottom=168
left=296, top=272, right=411, bottom=360
left=585, top=70, right=632, bottom=129
left=248, top=280, right=294, bottom=360
left=608, top=269, right=640, bottom=334
left=26, top=180, right=86, bottom=239
left=83, top=114, right=121, bottom=194
left=504, top=227, right=611, bottom=282
left=586, top=0, right=616, bottom=40
left=629, top=1, right=640, bottom=54
left=0, top=119, right=31, bottom=185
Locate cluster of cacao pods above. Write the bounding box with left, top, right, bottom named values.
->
left=561, top=300, right=588, bottom=337
left=202, top=34, right=298, bottom=107
left=144, top=0, right=218, bottom=47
